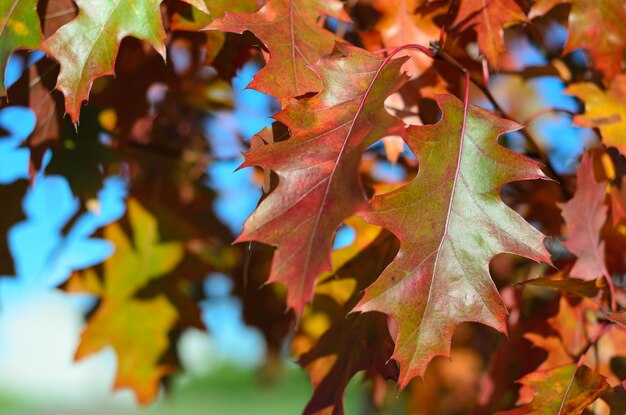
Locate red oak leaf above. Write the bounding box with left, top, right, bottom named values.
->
left=0, top=0, right=42, bottom=95
left=497, top=365, right=610, bottom=415
left=529, top=0, right=626, bottom=80
left=368, top=0, right=443, bottom=77
left=453, top=0, right=527, bottom=69
left=206, top=0, right=350, bottom=104
left=42, top=0, right=209, bottom=123
left=557, top=151, right=609, bottom=280
left=236, top=44, right=408, bottom=316
left=611, top=178, right=626, bottom=225
left=355, top=94, right=551, bottom=387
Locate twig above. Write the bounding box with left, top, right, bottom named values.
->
left=558, top=323, right=611, bottom=415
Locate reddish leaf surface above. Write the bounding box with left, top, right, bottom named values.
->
left=0, top=0, right=42, bottom=95
left=236, top=44, right=408, bottom=316
left=529, top=0, right=626, bottom=80
left=558, top=151, right=609, bottom=280
left=42, top=0, right=208, bottom=123
left=497, top=365, right=610, bottom=415
left=206, top=0, right=350, bottom=104
left=566, top=75, right=626, bottom=156
left=524, top=297, right=626, bottom=391
left=367, top=0, right=443, bottom=77
left=611, top=178, right=626, bottom=225
left=355, top=94, right=551, bottom=387
left=453, top=0, right=526, bottom=69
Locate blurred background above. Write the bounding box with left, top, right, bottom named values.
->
left=0, top=2, right=602, bottom=414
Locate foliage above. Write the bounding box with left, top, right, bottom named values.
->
left=2, top=0, right=626, bottom=413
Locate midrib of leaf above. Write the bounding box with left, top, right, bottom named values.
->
left=299, top=57, right=391, bottom=303
left=0, top=0, right=21, bottom=40
left=75, top=0, right=124, bottom=103
left=289, top=0, right=299, bottom=96
left=403, top=95, right=470, bottom=372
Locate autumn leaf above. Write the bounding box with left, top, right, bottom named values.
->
left=557, top=151, right=609, bottom=280
left=295, top=226, right=399, bottom=415
left=368, top=0, right=443, bottom=77
left=496, top=365, right=610, bottom=415
left=517, top=272, right=599, bottom=298
left=524, top=297, right=626, bottom=390
left=66, top=199, right=183, bottom=404
left=529, top=0, right=626, bottom=80
left=611, top=178, right=626, bottom=225
left=602, top=386, right=626, bottom=415
left=453, top=0, right=527, bottom=69
left=170, top=0, right=260, bottom=65
left=566, top=75, right=626, bottom=156
left=42, top=0, right=210, bottom=123
left=171, top=0, right=259, bottom=31
left=0, top=0, right=43, bottom=95
left=300, top=313, right=398, bottom=415
left=236, top=44, right=408, bottom=316
left=206, top=0, right=350, bottom=104
left=355, top=94, right=551, bottom=387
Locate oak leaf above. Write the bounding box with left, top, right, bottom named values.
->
left=66, top=199, right=183, bottom=404
left=557, top=151, right=609, bottom=280
left=524, top=297, right=626, bottom=390
left=453, top=0, right=527, bottom=69
left=206, top=0, right=350, bottom=104
left=296, top=224, right=399, bottom=415
left=236, top=44, right=408, bottom=316
left=497, top=365, right=610, bottom=415
left=170, top=0, right=260, bottom=64
left=566, top=75, right=626, bottom=156
left=611, top=178, right=626, bottom=225
left=0, top=0, right=42, bottom=95
left=355, top=94, right=551, bottom=387
left=42, top=0, right=210, bottom=123
left=368, top=0, right=443, bottom=77
left=517, top=271, right=599, bottom=298
left=529, top=0, right=626, bottom=80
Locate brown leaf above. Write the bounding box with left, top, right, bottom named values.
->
left=453, top=0, right=527, bottom=69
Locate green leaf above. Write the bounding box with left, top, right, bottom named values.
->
left=42, top=0, right=208, bottom=123
left=356, top=95, right=551, bottom=387
left=0, top=0, right=43, bottom=95
left=66, top=199, right=183, bottom=404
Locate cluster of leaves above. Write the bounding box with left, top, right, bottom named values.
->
left=2, top=0, right=626, bottom=413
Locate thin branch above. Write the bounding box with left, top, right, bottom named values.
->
left=558, top=323, right=611, bottom=415
left=523, top=107, right=577, bottom=125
